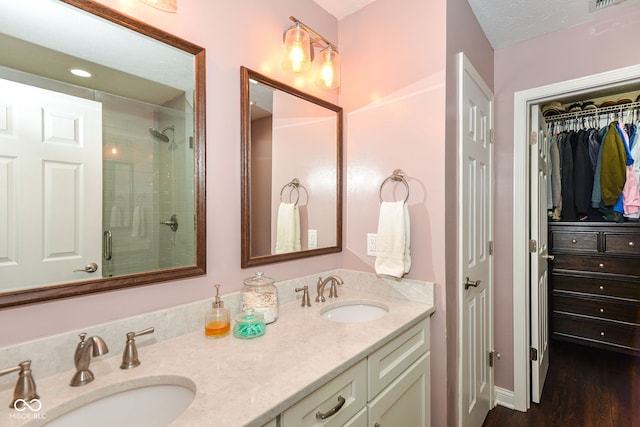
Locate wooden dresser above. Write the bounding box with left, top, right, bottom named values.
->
left=549, top=222, right=640, bottom=356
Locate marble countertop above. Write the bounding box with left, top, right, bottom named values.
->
left=1, top=287, right=434, bottom=427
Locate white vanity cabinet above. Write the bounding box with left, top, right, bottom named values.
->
left=281, top=317, right=430, bottom=426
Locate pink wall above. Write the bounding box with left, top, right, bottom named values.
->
left=339, top=0, right=491, bottom=425
left=0, top=0, right=341, bottom=345
left=493, top=5, right=640, bottom=391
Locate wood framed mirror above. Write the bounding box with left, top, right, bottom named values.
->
left=0, top=0, right=206, bottom=308
left=241, top=66, right=342, bottom=267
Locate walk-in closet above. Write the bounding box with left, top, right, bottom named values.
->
left=543, top=90, right=640, bottom=357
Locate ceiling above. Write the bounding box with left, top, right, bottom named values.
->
left=313, top=0, right=640, bottom=49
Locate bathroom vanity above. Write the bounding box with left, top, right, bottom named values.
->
left=0, top=273, right=435, bottom=426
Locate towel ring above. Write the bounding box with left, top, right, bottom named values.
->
left=280, top=178, right=307, bottom=205
left=379, top=169, right=409, bottom=203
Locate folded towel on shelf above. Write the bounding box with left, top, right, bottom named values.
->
left=275, top=202, right=300, bottom=254
left=375, top=201, right=411, bottom=279
left=131, top=206, right=146, bottom=238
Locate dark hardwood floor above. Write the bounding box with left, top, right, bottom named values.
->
left=483, top=340, right=640, bottom=427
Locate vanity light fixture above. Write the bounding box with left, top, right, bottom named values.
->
left=282, top=16, right=341, bottom=89
left=137, top=0, right=177, bottom=13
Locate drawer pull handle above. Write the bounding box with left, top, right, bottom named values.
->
left=599, top=263, right=604, bottom=268
left=571, top=239, right=577, bottom=244
left=629, top=241, right=635, bottom=247
left=600, top=331, right=605, bottom=337
left=316, top=395, right=346, bottom=420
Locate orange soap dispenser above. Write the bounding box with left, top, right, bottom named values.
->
left=204, top=284, right=231, bottom=338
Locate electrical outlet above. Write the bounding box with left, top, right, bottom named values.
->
left=367, top=233, right=377, bottom=256
left=308, top=229, right=318, bottom=249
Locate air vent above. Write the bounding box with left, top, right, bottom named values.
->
left=589, top=0, right=624, bottom=12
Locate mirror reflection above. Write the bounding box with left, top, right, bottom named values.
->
left=0, top=0, right=206, bottom=307
left=241, top=67, right=342, bottom=267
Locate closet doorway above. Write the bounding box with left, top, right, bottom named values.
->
left=511, top=64, right=640, bottom=412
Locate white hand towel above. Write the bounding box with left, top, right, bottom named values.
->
left=138, top=206, right=146, bottom=238
left=275, top=202, right=300, bottom=254
left=375, top=201, right=411, bottom=279
left=131, top=206, right=141, bottom=237
left=110, top=205, right=121, bottom=227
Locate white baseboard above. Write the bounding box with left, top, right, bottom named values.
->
left=493, top=386, right=515, bottom=409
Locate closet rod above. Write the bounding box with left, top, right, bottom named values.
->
left=545, top=101, right=640, bottom=123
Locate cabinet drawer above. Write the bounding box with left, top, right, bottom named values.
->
left=553, top=314, right=640, bottom=350
left=552, top=274, right=640, bottom=301
left=551, top=231, right=598, bottom=252
left=368, top=318, right=429, bottom=399
left=282, top=359, right=367, bottom=427
left=552, top=254, right=640, bottom=277
left=604, top=232, right=640, bottom=255
left=553, top=294, right=640, bottom=324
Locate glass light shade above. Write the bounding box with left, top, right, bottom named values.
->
left=314, top=46, right=341, bottom=89
left=282, top=24, right=312, bottom=73
left=138, top=0, right=177, bottom=13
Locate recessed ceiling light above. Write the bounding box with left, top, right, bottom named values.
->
left=69, top=68, right=92, bottom=78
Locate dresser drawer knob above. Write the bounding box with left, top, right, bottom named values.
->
left=600, top=331, right=605, bottom=337
left=571, top=239, right=577, bottom=244
left=599, top=285, right=605, bottom=291
left=599, top=263, right=604, bottom=268
left=629, top=241, right=635, bottom=247
left=600, top=308, right=604, bottom=313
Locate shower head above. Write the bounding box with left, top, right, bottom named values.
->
left=148, top=125, right=174, bottom=143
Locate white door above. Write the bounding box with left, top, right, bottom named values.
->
left=457, top=53, right=494, bottom=427
left=0, top=78, right=102, bottom=291
left=529, top=105, right=550, bottom=403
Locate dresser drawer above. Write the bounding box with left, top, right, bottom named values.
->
left=552, top=254, right=640, bottom=277
left=551, top=231, right=598, bottom=252
left=552, top=274, right=640, bottom=301
left=553, top=314, right=640, bottom=351
left=553, top=294, right=640, bottom=324
left=604, top=232, right=640, bottom=256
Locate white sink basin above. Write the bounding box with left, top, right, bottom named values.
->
left=320, top=300, right=389, bottom=323
left=43, top=378, right=195, bottom=427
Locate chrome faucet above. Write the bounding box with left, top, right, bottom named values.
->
left=315, top=275, right=344, bottom=302
left=70, top=333, right=109, bottom=386
left=0, top=360, right=38, bottom=409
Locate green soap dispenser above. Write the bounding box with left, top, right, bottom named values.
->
left=204, top=284, right=231, bottom=338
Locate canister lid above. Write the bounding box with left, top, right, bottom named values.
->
left=243, top=271, right=274, bottom=287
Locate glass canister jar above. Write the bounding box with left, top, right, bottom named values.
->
left=242, top=272, right=278, bottom=324
left=233, top=309, right=266, bottom=339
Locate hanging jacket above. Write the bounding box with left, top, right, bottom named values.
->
left=600, top=121, right=627, bottom=206
left=573, top=130, right=593, bottom=216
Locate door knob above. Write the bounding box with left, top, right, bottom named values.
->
left=74, top=262, right=98, bottom=273
left=542, top=253, right=555, bottom=261
left=464, top=277, right=481, bottom=290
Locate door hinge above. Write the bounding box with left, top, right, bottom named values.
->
left=488, top=240, right=493, bottom=255
left=489, top=128, right=494, bottom=144
left=530, top=347, right=538, bottom=361
left=489, top=350, right=496, bottom=367
left=529, top=131, right=538, bottom=145
left=529, top=239, right=537, bottom=253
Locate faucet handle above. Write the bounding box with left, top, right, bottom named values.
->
left=120, top=327, right=155, bottom=369
left=295, top=286, right=312, bottom=307
left=0, top=360, right=39, bottom=409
